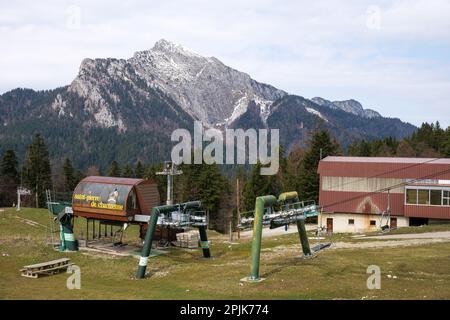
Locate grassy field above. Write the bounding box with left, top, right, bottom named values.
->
left=0, top=207, right=449, bottom=300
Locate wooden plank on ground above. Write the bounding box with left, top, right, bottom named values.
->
left=22, top=258, right=70, bottom=269
left=20, top=258, right=72, bottom=278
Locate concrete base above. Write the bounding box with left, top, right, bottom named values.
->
left=240, top=276, right=265, bottom=283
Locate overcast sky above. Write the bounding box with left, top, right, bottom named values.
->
left=1, top=0, right=449, bottom=126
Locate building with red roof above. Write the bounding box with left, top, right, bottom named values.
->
left=317, top=156, right=450, bottom=233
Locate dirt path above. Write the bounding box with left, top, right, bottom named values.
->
left=332, top=231, right=450, bottom=249
left=261, top=230, right=450, bottom=254
left=364, top=231, right=450, bottom=240
left=332, top=238, right=450, bottom=249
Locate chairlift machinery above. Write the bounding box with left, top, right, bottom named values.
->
left=45, top=169, right=209, bottom=264
left=379, top=189, right=394, bottom=233
left=240, top=191, right=331, bottom=282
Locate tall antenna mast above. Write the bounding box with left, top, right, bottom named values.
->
left=156, top=161, right=183, bottom=205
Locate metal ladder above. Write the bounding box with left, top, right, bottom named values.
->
left=45, top=189, right=59, bottom=248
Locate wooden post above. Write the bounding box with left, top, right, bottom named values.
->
left=236, top=178, right=241, bottom=239
left=17, top=189, right=21, bottom=211
left=86, top=219, right=89, bottom=246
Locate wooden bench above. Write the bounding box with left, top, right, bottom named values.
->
left=20, top=258, right=73, bottom=278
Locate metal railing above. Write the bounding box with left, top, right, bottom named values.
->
left=155, top=209, right=208, bottom=228
left=239, top=200, right=319, bottom=229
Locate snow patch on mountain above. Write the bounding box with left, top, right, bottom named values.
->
left=92, top=103, right=126, bottom=132
left=306, top=107, right=328, bottom=122
left=51, top=94, right=68, bottom=117
left=226, top=95, right=249, bottom=123
left=364, top=108, right=382, bottom=118
left=254, top=96, right=273, bottom=124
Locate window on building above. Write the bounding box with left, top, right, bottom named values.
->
left=406, top=187, right=450, bottom=206
left=430, top=190, right=442, bottom=205
left=406, top=189, right=417, bottom=204
left=348, top=219, right=354, bottom=225
left=417, top=189, right=430, bottom=205
left=444, top=191, right=450, bottom=206
left=370, top=220, right=376, bottom=226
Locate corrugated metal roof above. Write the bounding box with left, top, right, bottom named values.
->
left=318, top=157, right=450, bottom=180
left=321, top=156, right=450, bottom=164
left=80, top=176, right=145, bottom=186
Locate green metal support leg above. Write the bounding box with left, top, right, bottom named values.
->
left=136, top=208, right=162, bottom=279
left=61, top=222, right=78, bottom=251
left=56, top=207, right=78, bottom=252
left=198, top=226, right=211, bottom=258
left=296, top=218, right=311, bottom=256
left=59, top=223, right=66, bottom=251
left=136, top=201, right=203, bottom=279
left=244, top=195, right=277, bottom=282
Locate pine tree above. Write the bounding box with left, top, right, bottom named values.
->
left=241, top=162, right=275, bottom=211
left=443, top=128, right=450, bottom=157
left=63, top=158, right=77, bottom=192
left=122, top=165, right=134, bottom=178
left=1, top=150, right=19, bottom=181
left=173, top=162, right=230, bottom=223
left=297, top=130, right=340, bottom=203
left=144, top=163, right=167, bottom=202
left=396, top=140, right=416, bottom=157
left=135, top=161, right=145, bottom=178
left=74, top=170, right=85, bottom=186
left=348, top=140, right=372, bottom=156
left=108, top=160, right=121, bottom=177
left=241, top=179, right=256, bottom=212
left=197, top=164, right=229, bottom=215
left=23, top=134, right=53, bottom=207
left=284, top=146, right=306, bottom=192
left=0, top=150, right=20, bottom=207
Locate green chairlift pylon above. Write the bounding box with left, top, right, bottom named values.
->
left=136, top=201, right=210, bottom=279
left=241, top=191, right=324, bottom=282
left=46, top=190, right=78, bottom=252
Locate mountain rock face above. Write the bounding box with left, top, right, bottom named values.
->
left=311, top=97, right=381, bottom=118
left=129, top=40, right=286, bottom=126
left=66, top=39, right=286, bottom=131
left=0, top=39, right=416, bottom=170
left=265, top=95, right=413, bottom=150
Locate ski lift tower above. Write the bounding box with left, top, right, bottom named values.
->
left=156, top=161, right=182, bottom=205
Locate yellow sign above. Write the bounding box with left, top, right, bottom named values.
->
left=74, top=193, right=124, bottom=211
left=90, top=201, right=124, bottom=211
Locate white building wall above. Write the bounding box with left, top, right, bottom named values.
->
left=318, top=212, right=409, bottom=233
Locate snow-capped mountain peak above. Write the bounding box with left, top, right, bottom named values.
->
left=152, top=39, right=204, bottom=58
left=61, top=40, right=387, bottom=134
left=127, top=39, right=286, bottom=126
